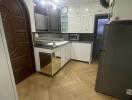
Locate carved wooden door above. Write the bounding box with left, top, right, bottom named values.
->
left=0, top=0, right=35, bottom=83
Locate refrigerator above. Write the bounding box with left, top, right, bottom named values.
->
left=95, top=21, right=132, bottom=100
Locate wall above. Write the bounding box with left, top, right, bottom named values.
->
left=111, top=0, right=132, bottom=21
left=24, top=0, right=36, bottom=32
left=0, top=14, right=18, bottom=100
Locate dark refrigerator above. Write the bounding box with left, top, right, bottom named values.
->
left=95, top=21, right=132, bottom=100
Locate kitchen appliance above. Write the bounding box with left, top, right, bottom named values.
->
left=69, top=34, right=80, bottom=41
left=95, top=21, right=132, bottom=100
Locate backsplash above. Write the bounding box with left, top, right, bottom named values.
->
left=37, top=33, right=94, bottom=42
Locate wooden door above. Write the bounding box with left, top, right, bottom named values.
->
left=0, top=0, right=35, bottom=83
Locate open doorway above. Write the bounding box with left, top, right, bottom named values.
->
left=93, top=15, right=109, bottom=60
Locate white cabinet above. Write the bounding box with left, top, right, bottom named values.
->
left=71, top=43, right=93, bottom=63
left=81, top=15, right=89, bottom=33
left=88, top=14, right=95, bottom=33
left=68, top=5, right=95, bottom=33
left=81, top=14, right=95, bottom=33
left=68, top=6, right=80, bottom=16
left=50, top=43, right=71, bottom=67
left=68, top=16, right=81, bottom=33
left=61, top=46, right=66, bottom=67
left=65, top=43, right=71, bottom=62
left=66, top=3, right=109, bottom=33
left=61, top=43, right=71, bottom=67
left=68, top=14, right=94, bottom=33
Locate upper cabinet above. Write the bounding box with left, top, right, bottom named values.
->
left=81, top=14, right=95, bottom=33
left=61, top=7, right=68, bottom=33
left=61, top=2, right=109, bottom=34
left=67, top=6, right=95, bottom=33
left=48, top=7, right=61, bottom=32
left=34, top=0, right=61, bottom=32
left=68, top=15, right=81, bottom=33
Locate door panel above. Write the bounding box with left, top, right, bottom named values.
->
left=0, top=0, right=35, bottom=83
left=96, top=22, right=132, bottom=99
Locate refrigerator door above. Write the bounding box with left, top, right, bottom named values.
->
left=95, top=21, right=132, bottom=100
left=95, top=25, right=109, bottom=89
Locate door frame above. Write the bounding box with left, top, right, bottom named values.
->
left=93, top=14, right=108, bottom=59
left=0, top=13, right=18, bottom=100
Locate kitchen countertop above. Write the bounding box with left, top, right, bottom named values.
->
left=71, top=41, right=93, bottom=44
left=34, top=41, right=70, bottom=50
left=34, top=41, right=93, bottom=50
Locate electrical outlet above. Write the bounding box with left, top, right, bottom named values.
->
left=126, top=89, right=132, bottom=96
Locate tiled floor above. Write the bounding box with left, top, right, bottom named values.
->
left=17, top=60, right=118, bottom=100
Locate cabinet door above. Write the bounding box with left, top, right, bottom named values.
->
left=88, top=14, right=95, bottom=33
left=65, top=43, right=71, bottom=63
left=68, top=6, right=80, bottom=16
left=48, top=8, right=60, bottom=32
left=68, top=16, right=81, bottom=33
left=81, top=15, right=90, bottom=33
left=81, top=14, right=95, bottom=33
left=55, top=49, right=61, bottom=57
left=71, top=43, right=92, bottom=62
left=61, top=43, right=71, bottom=67
left=67, top=43, right=71, bottom=62
left=61, top=46, right=65, bottom=67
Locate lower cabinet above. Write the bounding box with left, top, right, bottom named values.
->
left=35, top=42, right=93, bottom=75
left=71, top=43, right=93, bottom=63
left=61, top=43, right=71, bottom=67
left=59, top=42, right=92, bottom=66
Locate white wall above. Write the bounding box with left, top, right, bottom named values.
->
left=0, top=14, right=18, bottom=100
left=111, top=0, right=132, bottom=21
left=24, top=0, right=36, bottom=32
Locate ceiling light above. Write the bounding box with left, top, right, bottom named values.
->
left=52, top=3, right=57, bottom=10
left=85, top=8, right=89, bottom=12
left=40, top=0, right=45, bottom=5
left=54, top=0, right=59, bottom=3
left=48, top=1, right=52, bottom=5
left=69, top=9, right=72, bottom=12
left=53, top=6, right=57, bottom=10
left=34, top=3, right=37, bottom=6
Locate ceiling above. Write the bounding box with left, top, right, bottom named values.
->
left=58, top=0, right=99, bottom=6
left=64, top=0, right=99, bottom=3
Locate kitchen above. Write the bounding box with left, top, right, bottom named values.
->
left=33, top=0, right=108, bottom=75
left=0, top=0, right=132, bottom=100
